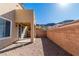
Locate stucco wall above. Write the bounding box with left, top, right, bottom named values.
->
left=0, top=3, right=23, bottom=49
left=36, top=29, right=47, bottom=38
left=0, top=3, right=23, bottom=16
left=15, top=10, right=33, bottom=24
left=0, top=3, right=35, bottom=49
left=47, top=22, right=79, bottom=55
left=15, top=9, right=35, bottom=42
left=0, top=10, right=17, bottom=49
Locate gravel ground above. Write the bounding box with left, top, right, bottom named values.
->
left=0, top=38, right=72, bottom=56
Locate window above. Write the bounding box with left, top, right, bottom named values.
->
left=0, top=17, right=12, bottom=38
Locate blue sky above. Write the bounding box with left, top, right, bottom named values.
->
left=23, top=3, right=79, bottom=24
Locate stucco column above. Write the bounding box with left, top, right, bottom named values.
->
left=31, top=10, right=36, bottom=43
left=31, top=15, right=35, bottom=42
left=16, top=24, right=19, bottom=41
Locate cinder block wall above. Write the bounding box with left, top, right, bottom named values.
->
left=47, top=22, right=79, bottom=55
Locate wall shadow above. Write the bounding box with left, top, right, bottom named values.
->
left=41, top=38, right=72, bottom=56
left=0, top=42, right=32, bottom=54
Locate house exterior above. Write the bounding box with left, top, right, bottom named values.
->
left=0, top=3, right=35, bottom=49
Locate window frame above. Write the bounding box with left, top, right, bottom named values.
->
left=0, top=16, right=12, bottom=40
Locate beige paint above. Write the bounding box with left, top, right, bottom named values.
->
left=0, top=3, right=35, bottom=49
left=0, top=10, right=17, bottom=49
left=15, top=10, right=33, bottom=23
left=47, top=22, right=79, bottom=55
left=35, top=29, right=47, bottom=38
left=15, top=9, right=35, bottom=42
left=31, top=13, right=35, bottom=42
left=0, top=3, right=23, bottom=16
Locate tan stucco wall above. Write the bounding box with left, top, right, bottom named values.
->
left=47, top=22, right=79, bottom=55
left=0, top=3, right=35, bottom=49
left=15, top=10, right=34, bottom=24
left=35, top=29, right=47, bottom=38
left=15, top=9, right=35, bottom=42
left=0, top=3, right=23, bottom=49
left=0, top=3, right=23, bottom=16
left=0, top=10, right=17, bottom=49
left=30, top=11, right=35, bottom=42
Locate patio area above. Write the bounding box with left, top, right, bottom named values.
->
left=0, top=38, right=72, bottom=56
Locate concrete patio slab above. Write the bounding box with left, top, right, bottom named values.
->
left=0, top=38, right=72, bottom=56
